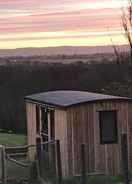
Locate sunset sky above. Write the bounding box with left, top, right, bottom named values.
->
left=0, top=0, right=130, bottom=49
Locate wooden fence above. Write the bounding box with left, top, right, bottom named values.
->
left=0, top=134, right=129, bottom=184
left=0, top=139, right=62, bottom=184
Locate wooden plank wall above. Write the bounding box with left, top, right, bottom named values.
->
left=66, top=101, right=129, bottom=176
left=67, top=104, right=95, bottom=176
left=25, top=101, right=132, bottom=176
left=26, top=102, right=37, bottom=160
left=54, top=109, right=69, bottom=176
left=93, top=102, right=128, bottom=176
left=128, top=103, right=132, bottom=170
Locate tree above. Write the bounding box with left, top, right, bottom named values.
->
left=110, top=37, right=121, bottom=65
left=122, top=0, right=132, bottom=61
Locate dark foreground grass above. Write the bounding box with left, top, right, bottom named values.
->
left=46, top=174, right=132, bottom=184
left=5, top=160, right=30, bottom=180
left=0, top=133, right=131, bottom=184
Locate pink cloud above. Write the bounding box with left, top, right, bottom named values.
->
left=0, top=0, right=126, bottom=47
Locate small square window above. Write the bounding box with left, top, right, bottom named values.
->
left=99, top=111, right=118, bottom=144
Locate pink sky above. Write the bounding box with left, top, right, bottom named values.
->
left=0, top=0, right=129, bottom=49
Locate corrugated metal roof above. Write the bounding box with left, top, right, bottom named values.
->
left=25, top=90, right=132, bottom=108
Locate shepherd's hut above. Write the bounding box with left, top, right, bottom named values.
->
left=25, top=90, right=132, bottom=176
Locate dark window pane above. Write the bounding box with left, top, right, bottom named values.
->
left=99, top=111, right=118, bottom=144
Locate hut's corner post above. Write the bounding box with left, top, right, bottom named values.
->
left=1, top=145, right=6, bottom=184
left=56, top=140, right=62, bottom=183
left=81, top=144, right=86, bottom=184
left=121, top=133, right=129, bottom=184
left=26, top=102, right=37, bottom=161
left=36, top=137, right=42, bottom=177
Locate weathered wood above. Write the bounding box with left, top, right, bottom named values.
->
left=66, top=101, right=130, bottom=176
left=81, top=144, right=86, bottom=184
left=67, top=104, right=95, bottom=175
left=26, top=102, right=37, bottom=160
left=93, top=102, right=129, bottom=176
left=54, top=109, right=68, bottom=176
left=26, top=99, right=132, bottom=177
left=36, top=137, right=42, bottom=176
left=56, top=140, right=62, bottom=184
left=6, top=155, right=28, bottom=167
left=121, top=133, right=129, bottom=184
left=5, top=146, right=27, bottom=154
left=128, top=103, right=132, bottom=170
left=1, top=146, right=6, bottom=184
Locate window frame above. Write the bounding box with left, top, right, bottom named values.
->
left=99, top=110, right=118, bottom=144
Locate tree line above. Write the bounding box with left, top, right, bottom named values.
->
left=0, top=59, right=131, bottom=133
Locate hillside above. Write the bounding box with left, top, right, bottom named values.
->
left=0, top=45, right=129, bottom=57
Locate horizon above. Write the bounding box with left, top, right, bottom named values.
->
left=0, top=44, right=128, bottom=50
left=0, top=0, right=129, bottom=49
left=0, top=45, right=129, bottom=57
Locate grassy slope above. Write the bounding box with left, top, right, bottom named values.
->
left=0, top=133, right=27, bottom=146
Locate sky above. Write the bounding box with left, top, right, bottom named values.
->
left=0, top=0, right=130, bottom=49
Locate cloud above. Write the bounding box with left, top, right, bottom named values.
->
left=0, top=0, right=127, bottom=48
left=0, top=7, right=122, bottom=34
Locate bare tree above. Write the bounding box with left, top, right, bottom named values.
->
left=122, top=0, right=132, bottom=61
left=110, top=37, right=121, bottom=65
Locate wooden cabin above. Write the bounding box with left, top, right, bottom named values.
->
left=25, top=90, right=132, bottom=176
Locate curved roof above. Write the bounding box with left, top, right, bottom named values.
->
left=25, top=90, right=132, bottom=108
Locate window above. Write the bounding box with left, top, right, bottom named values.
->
left=99, top=111, right=118, bottom=144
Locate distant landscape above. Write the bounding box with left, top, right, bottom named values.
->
left=0, top=52, right=118, bottom=65
left=0, top=45, right=129, bottom=57
left=0, top=51, right=131, bottom=134
left=0, top=45, right=129, bottom=66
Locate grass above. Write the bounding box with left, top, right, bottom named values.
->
left=46, top=174, right=132, bottom=184
left=5, top=159, right=30, bottom=180
left=0, top=133, right=28, bottom=182
left=0, top=133, right=131, bottom=184
left=0, top=133, right=27, bottom=146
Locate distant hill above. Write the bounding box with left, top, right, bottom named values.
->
left=0, top=45, right=129, bottom=57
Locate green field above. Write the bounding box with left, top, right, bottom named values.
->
left=0, top=133, right=27, bottom=146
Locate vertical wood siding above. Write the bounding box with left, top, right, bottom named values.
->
left=67, top=104, right=95, bottom=175
left=25, top=100, right=132, bottom=176
left=94, top=102, right=128, bottom=175
left=128, top=103, right=132, bottom=170
left=54, top=109, right=69, bottom=176
left=93, top=102, right=128, bottom=175
left=66, top=101, right=129, bottom=176
left=26, top=102, right=37, bottom=160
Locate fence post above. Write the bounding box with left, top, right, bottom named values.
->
left=121, top=133, right=129, bottom=184
left=36, top=137, right=42, bottom=177
left=81, top=144, right=86, bottom=184
left=56, top=140, right=62, bottom=184
left=1, top=145, right=6, bottom=184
